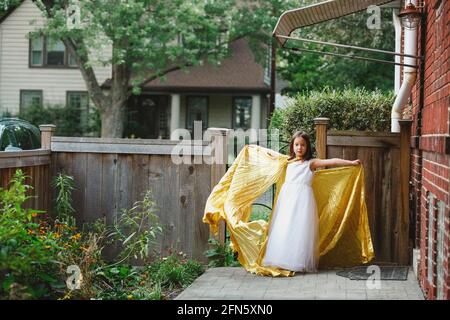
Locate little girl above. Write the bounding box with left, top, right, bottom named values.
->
left=262, top=130, right=361, bottom=273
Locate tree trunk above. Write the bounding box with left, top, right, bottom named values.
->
left=100, top=57, right=131, bottom=138
left=100, top=101, right=126, bottom=138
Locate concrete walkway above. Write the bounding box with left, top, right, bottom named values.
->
left=176, top=267, right=425, bottom=300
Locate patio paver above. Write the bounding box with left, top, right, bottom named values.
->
left=175, top=267, right=425, bottom=300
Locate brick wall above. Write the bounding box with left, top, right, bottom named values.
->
left=409, top=0, right=450, bottom=300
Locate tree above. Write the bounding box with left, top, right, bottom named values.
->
left=3, top=0, right=396, bottom=136
left=23, top=0, right=244, bottom=137
left=277, top=2, right=396, bottom=94
left=219, top=0, right=396, bottom=95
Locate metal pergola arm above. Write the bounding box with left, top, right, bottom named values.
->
left=276, top=34, right=424, bottom=61
left=285, top=46, right=419, bottom=69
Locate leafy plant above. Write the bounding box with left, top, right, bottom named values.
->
left=250, top=205, right=271, bottom=222
left=0, top=170, right=62, bottom=299
left=1, top=170, right=204, bottom=300
left=107, top=190, right=163, bottom=264
left=19, top=103, right=100, bottom=137
left=204, top=238, right=241, bottom=268
left=52, top=173, right=76, bottom=227
left=147, top=252, right=205, bottom=291
left=269, top=87, right=395, bottom=153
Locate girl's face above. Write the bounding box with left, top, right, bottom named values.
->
left=293, top=137, right=307, bottom=158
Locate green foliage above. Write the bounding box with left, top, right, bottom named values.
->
left=18, top=103, right=100, bottom=137
left=204, top=238, right=240, bottom=268
left=107, top=190, right=163, bottom=264
left=0, top=170, right=63, bottom=299
left=278, top=1, right=396, bottom=93
left=269, top=87, right=395, bottom=152
left=250, top=205, right=271, bottom=222
left=94, top=265, right=157, bottom=300
left=52, top=173, right=76, bottom=227
left=0, top=169, right=204, bottom=300
left=147, top=252, right=205, bottom=290
left=93, top=252, right=204, bottom=300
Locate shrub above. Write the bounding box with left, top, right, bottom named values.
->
left=147, top=252, right=205, bottom=290
left=18, top=103, right=100, bottom=137
left=0, top=170, right=204, bottom=300
left=204, top=238, right=241, bottom=268
left=0, top=170, right=64, bottom=299
left=269, top=87, right=395, bottom=154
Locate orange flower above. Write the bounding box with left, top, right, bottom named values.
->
left=31, top=212, right=38, bottom=218
left=70, top=233, right=81, bottom=241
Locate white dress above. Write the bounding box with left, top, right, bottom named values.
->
left=262, top=159, right=320, bottom=272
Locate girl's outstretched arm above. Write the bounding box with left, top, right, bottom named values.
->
left=310, top=158, right=361, bottom=170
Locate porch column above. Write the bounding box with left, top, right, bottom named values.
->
left=251, top=94, right=261, bottom=143
left=170, top=94, right=180, bottom=140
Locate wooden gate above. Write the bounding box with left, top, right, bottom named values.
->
left=315, top=118, right=413, bottom=265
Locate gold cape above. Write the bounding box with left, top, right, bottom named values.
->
left=203, top=144, right=375, bottom=277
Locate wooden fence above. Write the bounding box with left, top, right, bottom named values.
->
left=0, top=149, right=52, bottom=213
left=315, top=118, right=413, bottom=265
left=1, top=125, right=229, bottom=262
left=1, top=119, right=413, bottom=265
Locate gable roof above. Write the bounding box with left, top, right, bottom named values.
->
left=134, top=38, right=270, bottom=93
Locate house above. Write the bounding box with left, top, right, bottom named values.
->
left=273, top=0, right=449, bottom=300
left=407, top=0, right=449, bottom=301
left=0, top=0, right=275, bottom=140
left=0, top=0, right=111, bottom=123
left=104, top=37, right=272, bottom=140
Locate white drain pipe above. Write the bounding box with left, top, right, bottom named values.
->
left=391, top=0, right=419, bottom=132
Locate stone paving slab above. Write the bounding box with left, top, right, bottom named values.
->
left=175, top=267, right=425, bottom=300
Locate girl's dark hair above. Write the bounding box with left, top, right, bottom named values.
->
left=287, top=131, right=313, bottom=161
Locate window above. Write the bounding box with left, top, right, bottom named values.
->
left=29, top=36, right=78, bottom=68
left=67, top=91, right=89, bottom=128
left=30, top=37, right=43, bottom=66
left=232, top=97, right=252, bottom=130
left=20, top=90, right=43, bottom=112
left=46, top=37, right=65, bottom=66
left=186, top=96, right=208, bottom=133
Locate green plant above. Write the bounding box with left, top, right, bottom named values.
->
left=269, top=87, right=395, bottom=153
left=19, top=103, right=100, bottom=137
left=52, top=173, right=76, bottom=227
left=204, top=238, right=241, bottom=268
left=1, top=171, right=204, bottom=300
left=147, top=252, right=205, bottom=291
left=0, top=170, right=63, bottom=299
left=250, top=205, right=271, bottom=222
left=107, top=190, right=163, bottom=265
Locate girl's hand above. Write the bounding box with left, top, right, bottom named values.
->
left=352, top=159, right=361, bottom=166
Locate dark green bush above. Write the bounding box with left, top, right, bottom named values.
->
left=269, top=88, right=395, bottom=154
left=204, top=238, right=241, bottom=268
left=18, top=103, right=100, bottom=137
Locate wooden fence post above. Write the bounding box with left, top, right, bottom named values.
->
left=208, top=128, right=230, bottom=246
left=39, top=124, right=56, bottom=150
left=399, top=119, right=412, bottom=265
left=314, top=117, right=329, bottom=159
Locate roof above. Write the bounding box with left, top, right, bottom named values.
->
left=136, top=38, right=270, bottom=93
left=273, top=0, right=396, bottom=47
